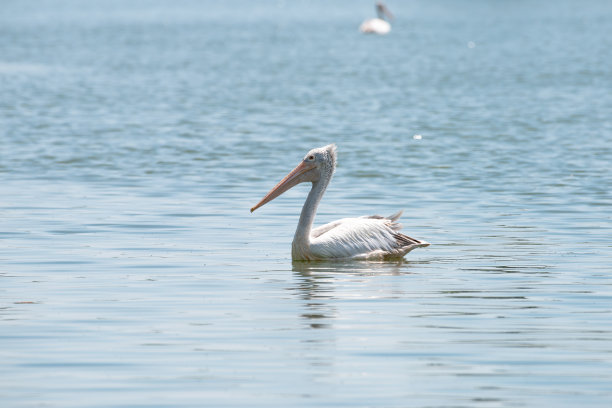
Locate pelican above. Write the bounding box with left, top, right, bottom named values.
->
left=250, top=144, right=429, bottom=261
left=359, top=2, right=394, bottom=35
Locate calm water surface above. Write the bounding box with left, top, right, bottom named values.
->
left=1, top=0, right=611, bottom=407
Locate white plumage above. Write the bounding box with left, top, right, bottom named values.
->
left=359, top=2, right=393, bottom=35
left=359, top=18, right=391, bottom=35
left=251, top=144, right=429, bottom=261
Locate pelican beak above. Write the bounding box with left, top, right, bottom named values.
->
left=251, top=161, right=316, bottom=213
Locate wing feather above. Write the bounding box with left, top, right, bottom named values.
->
left=309, top=211, right=428, bottom=259
left=311, top=220, right=343, bottom=239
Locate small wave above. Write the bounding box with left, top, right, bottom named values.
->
left=0, top=62, right=49, bottom=75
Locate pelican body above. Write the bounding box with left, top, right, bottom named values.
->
left=251, top=145, right=429, bottom=261
left=360, top=2, right=394, bottom=35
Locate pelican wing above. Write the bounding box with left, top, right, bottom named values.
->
left=309, top=212, right=427, bottom=260
left=311, top=220, right=344, bottom=239
left=359, top=18, right=391, bottom=34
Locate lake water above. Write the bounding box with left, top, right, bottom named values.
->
left=1, top=0, right=611, bottom=407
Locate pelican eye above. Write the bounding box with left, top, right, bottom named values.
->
left=308, top=155, right=315, bottom=161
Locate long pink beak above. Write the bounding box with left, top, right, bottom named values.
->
left=250, top=161, right=315, bottom=213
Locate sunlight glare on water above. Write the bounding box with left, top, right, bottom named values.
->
left=1, top=0, right=611, bottom=407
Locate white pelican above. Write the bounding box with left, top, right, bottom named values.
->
left=251, top=144, right=429, bottom=261
left=359, top=2, right=394, bottom=35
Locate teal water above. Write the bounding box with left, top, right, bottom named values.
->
left=1, top=1, right=611, bottom=407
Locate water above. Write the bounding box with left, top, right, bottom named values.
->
left=1, top=0, right=611, bottom=406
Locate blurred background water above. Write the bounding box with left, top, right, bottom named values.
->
left=1, top=0, right=611, bottom=407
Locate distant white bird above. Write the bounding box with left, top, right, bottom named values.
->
left=360, top=2, right=394, bottom=35
left=251, top=144, right=429, bottom=260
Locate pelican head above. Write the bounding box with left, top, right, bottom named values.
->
left=376, top=2, right=394, bottom=21
left=250, top=144, right=337, bottom=213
